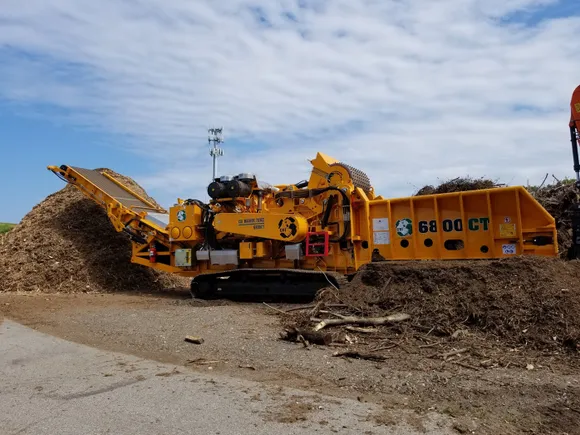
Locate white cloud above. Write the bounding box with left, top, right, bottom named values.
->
left=0, top=0, right=579, bottom=207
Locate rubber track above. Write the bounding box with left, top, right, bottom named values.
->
left=190, top=268, right=349, bottom=298
left=193, top=267, right=347, bottom=283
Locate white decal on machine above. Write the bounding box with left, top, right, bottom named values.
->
left=373, top=231, right=390, bottom=245
left=372, top=218, right=389, bottom=231
left=502, top=244, right=516, bottom=255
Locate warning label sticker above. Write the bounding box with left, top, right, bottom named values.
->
left=499, top=223, right=516, bottom=238
left=373, top=218, right=389, bottom=231
left=373, top=231, right=390, bottom=245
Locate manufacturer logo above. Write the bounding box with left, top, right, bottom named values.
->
left=278, top=217, right=298, bottom=239
left=395, top=218, right=413, bottom=237
left=177, top=210, right=186, bottom=222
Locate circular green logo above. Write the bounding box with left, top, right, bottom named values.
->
left=396, top=218, right=412, bottom=237
left=177, top=210, right=186, bottom=222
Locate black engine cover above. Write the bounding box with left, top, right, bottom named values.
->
left=207, top=181, right=226, bottom=199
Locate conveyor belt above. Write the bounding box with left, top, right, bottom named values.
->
left=72, top=167, right=157, bottom=211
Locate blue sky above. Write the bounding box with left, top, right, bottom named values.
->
left=0, top=0, right=579, bottom=223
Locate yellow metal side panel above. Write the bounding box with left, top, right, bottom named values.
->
left=461, top=192, right=494, bottom=258
left=514, top=188, right=558, bottom=257
left=352, top=189, right=374, bottom=269
left=489, top=189, right=521, bottom=256
left=413, top=196, right=438, bottom=259
left=239, top=242, right=253, bottom=259
left=367, top=187, right=557, bottom=261
left=169, top=204, right=203, bottom=242
left=255, top=241, right=269, bottom=258
left=389, top=199, right=414, bottom=259
left=435, top=195, right=464, bottom=259
left=485, top=192, right=498, bottom=257
left=368, top=200, right=392, bottom=260
left=517, top=188, right=555, bottom=230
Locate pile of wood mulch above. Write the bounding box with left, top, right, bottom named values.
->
left=0, top=169, right=188, bottom=293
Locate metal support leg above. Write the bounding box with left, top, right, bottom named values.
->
left=571, top=125, right=580, bottom=188
left=568, top=203, right=580, bottom=259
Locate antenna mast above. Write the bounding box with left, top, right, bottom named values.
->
left=208, top=127, right=224, bottom=181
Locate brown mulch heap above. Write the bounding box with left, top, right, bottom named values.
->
left=415, top=177, right=500, bottom=196
left=288, top=257, right=580, bottom=352
left=531, top=182, right=579, bottom=258
left=0, top=170, right=188, bottom=293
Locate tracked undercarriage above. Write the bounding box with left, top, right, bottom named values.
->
left=190, top=269, right=350, bottom=299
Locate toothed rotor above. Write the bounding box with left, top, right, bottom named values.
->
left=329, top=162, right=372, bottom=193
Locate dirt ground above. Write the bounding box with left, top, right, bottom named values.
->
left=1, top=291, right=579, bottom=435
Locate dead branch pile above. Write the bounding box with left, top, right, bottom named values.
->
left=415, top=177, right=501, bottom=196
left=531, top=181, right=579, bottom=257
left=284, top=257, right=580, bottom=352
left=0, top=170, right=188, bottom=293
left=280, top=307, right=411, bottom=360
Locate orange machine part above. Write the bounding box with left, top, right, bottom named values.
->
left=571, top=85, right=580, bottom=127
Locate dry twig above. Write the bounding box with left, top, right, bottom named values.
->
left=280, top=327, right=333, bottom=345
left=368, top=344, right=397, bottom=352
left=345, top=326, right=378, bottom=334
left=262, top=302, right=288, bottom=315
left=313, top=313, right=410, bottom=331
left=186, top=358, right=220, bottom=365
left=284, top=303, right=348, bottom=313
left=184, top=336, right=204, bottom=345
left=538, top=173, right=549, bottom=190
left=442, top=348, right=469, bottom=359
left=332, top=351, right=388, bottom=362
left=319, top=310, right=348, bottom=319
left=451, top=361, right=480, bottom=371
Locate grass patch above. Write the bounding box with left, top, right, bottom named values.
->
left=0, top=223, right=15, bottom=234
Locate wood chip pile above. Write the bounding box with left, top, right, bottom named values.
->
left=0, top=170, right=188, bottom=293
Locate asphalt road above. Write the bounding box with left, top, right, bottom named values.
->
left=0, top=320, right=452, bottom=435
